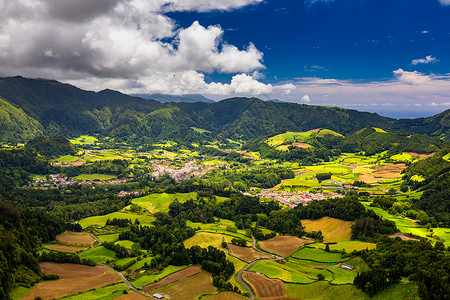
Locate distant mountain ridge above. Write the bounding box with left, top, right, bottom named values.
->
left=0, top=76, right=449, bottom=144
left=133, top=93, right=215, bottom=103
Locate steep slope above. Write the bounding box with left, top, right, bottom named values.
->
left=0, top=96, right=43, bottom=144
left=0, top=76, right=450, bottom=144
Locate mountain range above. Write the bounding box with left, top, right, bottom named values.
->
left=0, top=76, right=449, bottom=144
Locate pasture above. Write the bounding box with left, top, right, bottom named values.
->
left=184, top=232, right=235, bottom=249
left=69, top=135, right=98, bottom=145
left=131, top=265, right=188, bottom=287
left=259, top=235, right=311, bottom=257
left=132, top=192, right=197, bottom=213
left=22, top=262, right=120, bottom=300
left=74, top=174, right=116, bottom=181
left=79, top=246, right=115, bottom=263
left=79, top=211, right=154, bottom=228
left=286, top=281, right=367, bottom=299
left=291, top=247, right=344, bottom=263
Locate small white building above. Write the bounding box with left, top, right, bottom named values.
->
left=153, top=293, right=165, bottom=299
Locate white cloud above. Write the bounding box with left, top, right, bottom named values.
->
left=421, top=30, right=429, bottom=34
left=305, top=0, right=335, bottom=6
left=301, top=95, right=311, bottom=103
left=0, top=0, right=267, bottom=95
left=438, top=0, right=450, bottom=6
left=411, top=55, right=438, bottom=65
left=393, top=69, right=433, bottom=85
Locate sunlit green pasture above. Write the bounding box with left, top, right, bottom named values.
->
left=69, top=135, right=98, bottom=145
left=79, top=211, right=154, bottom=228
left=131, top=265, right=188, bottom=287
left=75, top=174, right=116, bottom=181
left=132, top=192, right=197, bottom=213
left=79, top=246, right=115, bottom=263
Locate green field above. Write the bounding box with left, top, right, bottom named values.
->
left=69, top=135, right=99, bottom=145
left=286, top=281, right=368, bottom=299
left=291, top=247, right=345, bottom=263
left=132, top=192, right=197, bottom=213
left=115, top=240, right=137, bottom=249
left=314, top=241, right=376, bottom=252
left=362, top=202, right=450, bottom=247
left=249, top=259, right=331, bottom=284
left=79, top=246, right=115, bottom=263
left=79, top=211, right=154, bottom=228
left=131, top=265, right=188, bottom=287
left=99, top=233, right=120, bottom=243
left=75, top=174, right=116, bottom=181
left=186, top=218, right=251, bottom=241
left=53, top=155, right=79, bottom=163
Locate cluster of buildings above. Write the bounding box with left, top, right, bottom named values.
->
left=242, top=189, right=343, bottom=208
left=118, top=190, right=142, bottom=197
left=32, top=174, right=129, bottom=188
left=151, top=161, right=213, bottom=182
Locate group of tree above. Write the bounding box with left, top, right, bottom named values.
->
left=354, top=237, right=449, bottom=298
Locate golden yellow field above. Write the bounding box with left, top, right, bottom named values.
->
left=302, top=217, right=353, bottom=243
left=243, top=271, right=286, bottom=299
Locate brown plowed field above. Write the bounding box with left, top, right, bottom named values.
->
left=259, top=236, right=312, bottom=257
left=292, top=143, right=309, bottom=149
left=22, top=263, right=120, bottom=300
left=143, top=266, right=202, bottom=292
left=205, top=292, right=248, bottom=299
left=56, top=231, right=95, bottom=246
left=227, top=244, right=272, bottom=262
left=44, top=244, right=87, bottom=253
left=243, top=271, right=286, bottom=299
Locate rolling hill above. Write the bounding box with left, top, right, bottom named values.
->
left=0, top=76, right=450, bottom=144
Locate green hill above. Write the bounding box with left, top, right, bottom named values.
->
left=0, top=96, right=43, bottom=144
left=25, top=136, right=77, bottom=158
left=1, top=76, right=450, bottom=144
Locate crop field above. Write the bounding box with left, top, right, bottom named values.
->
left=143, top=266, right=202, bottom=292
left=115, top=240, right=137, bottom=249
left=227, top=244, right=272, bottom=262
left=79, top=211, right=154, bottom=228
left=116, top=291, right=149, bottom=300
left=204, top=292, right=248, bottom=299
left=44, top=244, right=86, bottom=253
left=60, top=283, right=129, bottom=300
left=79, top=246, right=116, bottom=263
left=149, top=271, right=217, bottom=300
left=132, top=192, right=197, bottom=213
left=243, top=271, right=287, bottom=299
left=291, top=247, right=345, bottom=263
left=184, top=232, right=235, bottom=249
left=56, top=231, right=95, bottom=246
left=74, top=173, right=116, bottom=181
left=22, top=262, right=120, bottom=300
left=301, top=217, right=353, bottom=243
left=259, top=235, right=312, bottom=257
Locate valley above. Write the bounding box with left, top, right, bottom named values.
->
left=0, top=79, right=449, bottom=300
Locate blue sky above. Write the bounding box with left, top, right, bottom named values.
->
left=1, top=0, right=450, bottom=118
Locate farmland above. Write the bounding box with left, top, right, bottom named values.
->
left=259, top=236, right=312, bottom=257
left=22, top=263, right=121, bottom=300
left=243, top=271, right=287, bottom=298
left=301, top=217, right=352, bottom=243
left=131, top=192, right=197, bottom=213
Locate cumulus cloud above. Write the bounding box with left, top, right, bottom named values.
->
left=305, top=0, right=335, bottom=6
left=0, top=0, right=269, bottom=95
left=439, top=0, right=450, bottom=5
left=411, top=55, right=438, bottom=66
left=301, top=95, right=311, bottom=102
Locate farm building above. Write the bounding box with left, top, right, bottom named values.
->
left=340, top=263, right=354, bottom=270
left=153, top=293, right=165, bottom=299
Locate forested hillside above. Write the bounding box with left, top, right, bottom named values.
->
left=1, top=76, right=450, bottom=145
